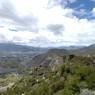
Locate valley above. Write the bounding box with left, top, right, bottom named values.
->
left=0, top=43, right=95, bottom=95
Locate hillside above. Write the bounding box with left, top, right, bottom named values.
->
left=1, top=56, right=95, bottom=95
left=47, top=48, right=69, bottom=55
left=0, top=48, right=69, bottom=75
left=30, top=48, right=69, bottom=67
left=70, top=44, right=95, bottom=55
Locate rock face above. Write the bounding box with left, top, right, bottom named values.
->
left=30, top=49, right=69, bottom=67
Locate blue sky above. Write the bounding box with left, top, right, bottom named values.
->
left=67, top=0, right=95, bottom=19
left=0, top=0, right=95, bottom=47
left=67, top=0, right=95, bottom=10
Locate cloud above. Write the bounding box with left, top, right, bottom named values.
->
left=0, top=1, right=17, bottom=20
left=47, top=24, right=64, bottom=35
left=0, top=27, right=39, bottom=44
left=48, top=0, right=77, bottom=7
left=29, top=36, right=51, bottom=47
left=91, top=0, right=95, bottom=2
left=62, top=0, right=77, bottom=5
left=0, top=0, right=38, bottom=32
left=92, top=8, right=95, bottom=16
left=0, top=0, right=95, bottom=47
left=0, top=34, right=7, bottom=42
left=72, top=8, right=91, bottom=19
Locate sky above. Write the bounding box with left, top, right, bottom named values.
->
left=0, top=0, right=95, bottom=47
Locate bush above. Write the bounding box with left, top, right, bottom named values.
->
left=50, top=79, right=64, bottom=93
left=86, top=74, right=95, bottom=90
left=64, top=75, right=80, bottom=93
left=80, top=89, right=95, bottom=95
left=55, top=89, right=74, bottom=95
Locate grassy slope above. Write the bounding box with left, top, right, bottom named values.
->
left=1, top=56, right=95, bottom=95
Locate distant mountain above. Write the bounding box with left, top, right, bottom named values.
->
left=70, top=44, right=95, bottom=55
left=0, top=43, right=85, bottom=53
left=47, top=48, right=69, bottom=55
left=0, top=43, right=47, bottom=54
left=59, top=46, right=85, bottom=50
left=0, top=43, right=95, bottom=56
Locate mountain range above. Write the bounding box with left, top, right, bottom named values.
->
left=0, top=43, right=47, bottom=54
left=70, top=44, right=95, bottom=55
left=0, top=43, right=95, bottom=75
left=0, top=43, right=95, bottom=55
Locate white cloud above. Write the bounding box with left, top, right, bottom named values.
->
left=0, top=0, right=95, bottom=47
left=92, top=7, right=95, bottom=16
left=48, top=0, right=77, bottom=7
left=91, top=0, right=95, bottom=2
left=10, top=0, right=48, bottom=16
